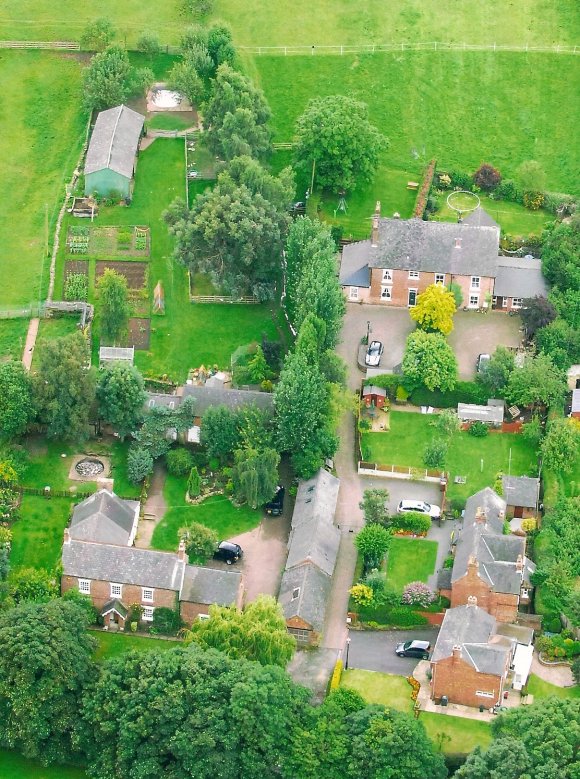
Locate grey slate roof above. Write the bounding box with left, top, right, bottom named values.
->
left=457, top=402, right=504, bottom=425
left=70, top=490, right=139, bottom=545
left=101, top=598, right=128, bottom=618
left=147, top=386, right=274, bottom=415
left=502, top=476, right=540, bottom=509
left=494, top=258, right=548, bottom=299
left=278, top=563, right=333, bottom=632
left=463, top=207, right=501, bottom=230
left=339, top=244, right=371, bottom=288
left=85, top=105, right=144, bottom=179
left=62, top=540, right=185, bottom=591
left=431, top=604, right=510, bottom=676
left=285, top=470, right=340, bottom=576
left=452, top=488, right=527, bottom=595
left=362, top=385, right=387, bottom=398
left=180, top=565, right=242, bottom=605
left=437, top=567, right=453, bottom=590
left=341, top=218, right=500, bottom=277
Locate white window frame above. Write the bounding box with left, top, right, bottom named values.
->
left=408, top=270, right=420, bottom=280
left=435, top=274, right=445, bottom=285
left=511, top=297, right=523, bottom=310
left=521, top=587, right=530, bottom=598
left=380, top=285, right=392, bottom=301
left=110, top=583, right=123, bottom=598
left=408, top=288, right=418, bottom=307
left=382, top=268, right=393, bottom=282
left=469, top=295, right=480, bottom=308
left=142, top=587, right=154, bottom=603
left=502, top=297, right=508, bottom=308
left=349, top=286, right=359, bottom=301
left=476, top=690, right=495, bottom=698
left=142, top=606, right=154, bottom=622
left=470, top=276, right=480, bottom=290
left=78, top=579, right=91, bottom=594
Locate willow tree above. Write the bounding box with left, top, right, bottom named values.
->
left=232, top=447, right=280, bottom=508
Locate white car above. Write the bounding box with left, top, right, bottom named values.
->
left=365, top=340, right=384, bottom=367
left=397, top=499, right=441, bottom=519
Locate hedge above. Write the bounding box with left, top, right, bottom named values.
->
left=412, top=158, right=437, bottom=219
left=409, top=381, right=488, bottom=409
left=329, top=658, right=343, bottom=691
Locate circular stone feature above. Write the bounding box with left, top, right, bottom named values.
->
left=75, top=458, right=105, bottom=478
left=151, top=89, right=183, bottom=108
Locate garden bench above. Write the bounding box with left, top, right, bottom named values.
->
left=407, top=181, right=419, bottom=190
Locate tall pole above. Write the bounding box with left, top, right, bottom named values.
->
left=345, top=636, right=351, bottom=670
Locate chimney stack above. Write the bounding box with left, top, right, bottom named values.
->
left=178, top=538, right=187, bottom=562
left=63, top=527, right=71, bottom=544
left=467, top=554, right=479, bottom=573
left=516, top=554, right=524, bottom=573
left=467, top=595, right=478, bottom=608
left=455, top=237, right=462, bottom=249
left=371, top=201, right=381, bottom=247
left=498, top=509, right=505, bottom=521
left=452, top=645, right=462, bottom=661
left=475, top=506, right=486, bottom=524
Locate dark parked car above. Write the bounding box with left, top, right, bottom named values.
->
left=395, top=640, right=431, bottom=659
left=365, top=340, right=384, bottom=367
left=214, top=541, right=243, bottom=565
left=264, top=485, right=285, bottom=516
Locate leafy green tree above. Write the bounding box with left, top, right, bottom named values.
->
left=410, top=283, right=457, bottom=335
left=0, top=361, right=34, bottom=440
left=506, top=353, right=567, bottom=410
left=165, top=157, right=293, bottom=299
left=136, top=31, right=161, bottom=58
left=82, top=46, right=134, bottom=111
left=520, top=295, right=557, bottom=338
left=541, top=417, right=580, bottom=474
left=201, top=405, right=241, bottom=464
left=517, top=159, right=547, bottom=194
left=81, top=643, right=307, bottom=778
left=127, top=445, right=154, bottom=483
left=477, top=346, right=515, bottom=397
left=448, top=281, right=464, bottom=308
left=247, top=345, right=270, bottom=384
left=285, top=217, right=332, bottom=323
left=183, top=521, right=217, bottom=561
left=187, top=466, right=202, bottom=498
left=542, top=216, right=580, bottom=293
left=402, top=330, right=458, bottom=392
left=294, top=95, right=386, bottom=192
left=79, top=18, right=115, bottom=50
left=98, top=268, right=130, bottom=345
left=9, top=568, right=59, bottom=604
left=96, top=363, right=145, bottom=439
left=238, top=406, right=276, bottom=451
left=572, top=655, right=580, bottom=685
left=204, top=64, right=271, bottom=160
left=168, top=56, right=204, bottom=104
left=320, top=350, right=347, bottom=387
left=232, top=447, right=280, bottom=508
left=432, top=408, right=460, bottom=437
left=359, top=489, right=390, bottom=526
left=454, top=737, right=531, bottom=779
left=165, top=446, right=194, bottom=476
left=135, top=397, right=195, bottom=462
left=295, top=314, right=326, bottom=364
left=536, top=317, right=580, bottom=369
left=355, top=524, right=391, bottom=569
left=183, top=595, right=296, bottom=667
left=291, top=424, right=338, bottom=479
left=0, top=599, right=96, bottom=764
left=33, top=332, right=95, bottom=442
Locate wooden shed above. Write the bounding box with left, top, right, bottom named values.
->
left=85, top=105, right=145, bottom=199
left=362, top=385, right=387, bottom=409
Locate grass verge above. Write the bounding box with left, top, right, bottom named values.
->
left=0, top=319, right=29, bottom=361
left=420, top=711, right=492, bottom=753
left=526, top=674, right=580, bottom=700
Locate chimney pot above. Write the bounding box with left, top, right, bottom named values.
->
left=178, top=538, right=187, bottom=561
left=63, top=527, right=71, bottom=544
left=455, top=237, right=462, bottom=249
left=475, top=506, right=486, bottom=523
left=452, top=645, right=462, bottom=661
left=467, top=595, right=477, bottom=608
left=468, top=554, right=479, bottom=571
left=516, top=554, right=524, bottom=572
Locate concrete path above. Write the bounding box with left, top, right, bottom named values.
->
left=135, top=461, right=167, bottom=549
left=530, top=652, right=575, bottom=687
left=426, top=518, right=459, bottom=591
left=21, top=317, right=39, bottom=371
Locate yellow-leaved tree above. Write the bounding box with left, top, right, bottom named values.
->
left=409, top=283, right=457, bottom=335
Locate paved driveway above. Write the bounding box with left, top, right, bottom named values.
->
left=360, top=474, right=444, bottom=516
left=347, top=628, right=439, bottom=675
left=448, top=310, right=521, bottom=380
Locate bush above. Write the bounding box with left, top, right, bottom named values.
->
left=386, top=607, right=429, bottom=627
left=521, top=518, right=537, bottom=533
left=183, top=521, right=218, bottom=562
left=166, top=447, right=194, bottom=477
left=543, top=191, right=577, bottom=216
left=364, top=374, right=400, bottom=398
left=364, top=569, right=399, bottom=607
left=495, top=178, right=522, bottom=203
left=150, top=607, right=183, bottom=636
left=396, top=385, right=409, bottom=403
left=423, top=439, right=447, bottom=468
left=468, top=421, right=489, bottom=437
left=393, top=511, right=432, bottom=535
left=329, top=659, right=343, bottom=691
left=349, top=583, right=374, bottom=607
left=127, top=446, right=154, bottom=484
left=410, top=381, right=487, bottom=408
left=447, top=170, right=472, bottom=190
left=545, top=616, right=562, bottom=634
left=523, top=191, right=545, bottom=211
left=65, top=273, right=88, bottom=301
left=473, top=163, right=502, bottom=191
left=401, top=581, right=436, bottom=608
left=187, top=466, right=201, bottom=498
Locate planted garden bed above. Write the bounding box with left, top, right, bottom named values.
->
left=127, top=317, right=151, bottom=349
left=95, top=260, right=148, bottom=290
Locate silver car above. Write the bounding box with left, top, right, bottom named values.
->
left=365, top=340, right=384, bottom=367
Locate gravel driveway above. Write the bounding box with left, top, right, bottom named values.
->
left=346, top=628, right=440, bottom=675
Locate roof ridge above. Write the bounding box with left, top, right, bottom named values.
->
left=106, top=105, right=124, bottom=172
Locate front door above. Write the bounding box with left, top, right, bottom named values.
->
left=514, top=506, right=524, bottom=519
left=408, top=288, right=417, bottom=307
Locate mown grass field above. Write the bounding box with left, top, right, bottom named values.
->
left=1, top=0, right=578, bottom=47
left=0, top=52, right=85, bottom=306
left=0, top=318, right=29, bottom=361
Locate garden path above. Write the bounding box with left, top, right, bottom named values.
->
left=135, top=462, right=167, bottom=549
left=21, top=317, right=39, bottom=370
left=530, top=652, right=574, bottom=687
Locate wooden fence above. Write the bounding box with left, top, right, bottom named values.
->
left=0, top=40, right=79, bottom=49
left=190, top=295, right=259, bottom=304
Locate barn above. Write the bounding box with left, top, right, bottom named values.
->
left=84, top=105, right=145, bottom=199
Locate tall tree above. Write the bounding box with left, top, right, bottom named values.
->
left=506, top=353, right=567, bottom=410
left=165, top=157, right=293, bottom=300
left=201, top=405, right=241, bottom=463
left=97, top=363, right=146, bottom=439
left=80, top=643, right=307, bottom=779
left=82, top=46, right=152, bottom=111
left=0, top=361, right=34, bottom=440
left=168, top=57, right=204, bottom=105
left=98, top=268, right=130, bottom=345
left=33, top=332, right=95, bottom=441
left=536, top=318, right=580, bottom=369
left=0, top=599, right=95, bottom=765
left=294, top=95, right=386, bottom=192
left=183, top=595, right=295, bottom=667
left=541, top=417, right=580, bottom=474
left=355, top=524, right=392, bottom=569
left=520, top=295, right=557, bottom=338
left=204, top=65, right=271, bottom=161
left=232, top=447, right=280, bottom=508
left=285, top=217, right=331, bottom=323
left=410, top=283, right=457, bottom=335
left=79, top=18, right=115, bottom=50
left=359, top=489, right=390, bottom=526
left=135, top=396, right=195, bottom=460
left=477, top=345, right=515, bottom=397
left=542, top=215, right=580, bottom=292
left=402, top=330, right=458, bottom=392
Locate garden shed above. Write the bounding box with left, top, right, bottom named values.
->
left=362, top=385, right=387, bottom=409
left=84, top=105, right=145, bottom=199
left=457, top=401, right=503, bottom=427
left=501, top=476, right=540, bottom=519
left=99, top=346, right=134, bottom=366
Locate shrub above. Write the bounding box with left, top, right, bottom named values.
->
left=396, top=385, right=409, bottom=402
left=183, top=521, right=218, bottom=562
left=543, top=191, right=577, bottom=216
left=386, top=607, right=429, bottom=627
left=65, top=273, right=88, bottom=301
left=127, top=446, right=154, bottom=483
left=468, top=421, right=488, bottom=437
left=447, top=170, right=472, bottom=190
left=401, top=581, right=436, bottom=608
left=349, top=583, right=374, bottom=607
left=431, top=409, right=459, bottom=437
left=136, top=32, right=160, bottom=57
left=329, top=659, right=343, bottom=691
left=354, top=524, right=392, bottom=569
left=523, top=191, right=545, bottom=211
left=521, top=517, right=537, bottom=533
left=187, top=466, right=201, bottom=498
left=150, top=607, right=183, bottom=636
left=166, top=447, right=194, bottom=477
left=495, top=178, right=522, bottom=203
left=448, top=498, right=466, bottom=515
left=410, top=381, right=487, bottom=409
left=364, top=569, right=399, bottom=607
left=443, top=556, right=454, bottom=569
left=358, top=418, right=372, bottom=432
left=423, top=439, right=447, bottom=468
left=393, top=511, right=431, bottom=535
left=545, top=616, right=562, bottom=634
left=473, top=163, right=502, bottom=191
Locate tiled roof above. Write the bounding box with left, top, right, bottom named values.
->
left=70, top=490, right=139, bottom=546
left=278, top=563, right=333, bottom=633
left=502, top=476, right=540, bottom=509
left=494, top=258, right=548, bottom=299
left=85, top=105, right=144, bottom=178
left=146, top=386, right=274, bottom=415
left=180, top=565, right=242, bottom=605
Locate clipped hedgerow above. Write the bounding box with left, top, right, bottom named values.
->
left=412, top=159, right=437, bottom=218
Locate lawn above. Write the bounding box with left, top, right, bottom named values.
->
left=0, top=52, right=85, bottom=306
left=386, top=536, right=438, bottom=591
left=526, top=675, right=580, bottom=701
left=91, top=630, right=177, bottom=662
left=432, top=195, right=552, bottom=236
left=147, top=113, right=196, bottom=131
left=152, top=474, right=262, bottom=551
left=420, top=712, right=492, bottom=753
left=0, top=750, right=87, bottom=779
left=341, top=669, right=413, bottom=712
left=362, top=411, right=538, bottom=502
left=10, top=496, right=73, bottom=571
left=0, top=318, right=29, bottom=360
